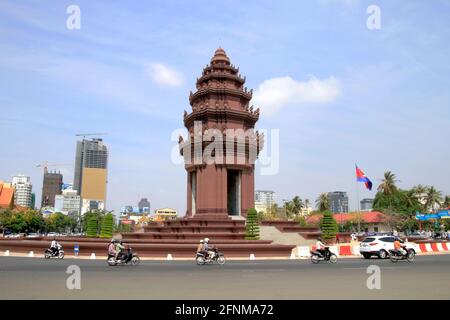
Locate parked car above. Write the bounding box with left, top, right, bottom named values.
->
left=46, top=232, right=58, bottom=237
left=359, top=236, right=417, bottom=259
left=5, top=233, right=18, bottom=238
left=26, top=233, right=40, bottom=238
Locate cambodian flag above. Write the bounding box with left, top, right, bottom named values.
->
left=355, top=165, right=373, bottom=191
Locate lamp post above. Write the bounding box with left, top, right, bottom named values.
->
left=282, top=199, right=288, bottom=219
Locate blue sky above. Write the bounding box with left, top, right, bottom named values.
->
left=0, top=0, right=449, bottom=216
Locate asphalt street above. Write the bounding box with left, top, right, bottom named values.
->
left=1, top=255, right=449, bottom=299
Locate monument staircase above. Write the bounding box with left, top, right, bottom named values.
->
left=119, top=217, right=296, bottom=258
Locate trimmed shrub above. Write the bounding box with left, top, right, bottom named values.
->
left=100, top=213, right=114, bottom=238
left=86, top=216, right=98, bottom=238
left=245, top=208, right=260, bottom=240
left=319, top=210, right=338, bottom=240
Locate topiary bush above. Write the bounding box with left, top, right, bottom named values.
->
left=86, top=216, right=99, bottom=238
left=100, top=213, right=114, bottom=238
left=245, top=208, right=260, bottom=240
left=319, top=210, right=338, bottom=241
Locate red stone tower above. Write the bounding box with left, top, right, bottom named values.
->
left=180, top=48, right=263, bottom=219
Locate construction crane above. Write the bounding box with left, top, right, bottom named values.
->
left=36, top=161, right=71, bottom=173
left=75, top=133, right=108, bottom=139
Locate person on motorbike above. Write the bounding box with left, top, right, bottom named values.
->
left=203, top=238, right=215, bottom=261
left=316, top=238, right=327, bottom=258
left=108, top=239, right=116, bottom=258
left=50, top=237, right=60, bottom=256
left=197, top=239, right=205, bottom=254
left=394, top=238, right=406, bottom=256
left=115, top=240, right=125, bottom=262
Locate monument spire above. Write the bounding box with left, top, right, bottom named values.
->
left=180, top=48, right=263, bottom=219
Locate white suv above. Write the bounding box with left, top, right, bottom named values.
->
left=359, top=236, right=417, bottom=259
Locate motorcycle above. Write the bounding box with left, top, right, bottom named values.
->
left=107, top=248, right=140, bottom=266
left=196, top=248, right=226, bottom=265
left=44, top=247, right=64, bottom=259
left=310, top=247, right=338, bottom=264
left=389, top=248, right=415, bottom=263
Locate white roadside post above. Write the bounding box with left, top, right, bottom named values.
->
left=90, top=253, right=96, bottom=260
left=250, top=253, right=256, bottom=260
left=167, top=254, right=173, bottom=260
left=4, top=250, right=10, bottom=256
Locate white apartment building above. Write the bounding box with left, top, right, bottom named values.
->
left=255, top=190, right=276, bottom=213
left=12, top=175, right=32, bottom=208
left=54, top=188, right=81, bottom=217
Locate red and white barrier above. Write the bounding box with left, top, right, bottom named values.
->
left=297, top=242, right=450, bottom=258
left=418, top=242, right=450, bottom=253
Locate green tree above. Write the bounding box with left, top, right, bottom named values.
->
left=6, top=213, right=27, bottom=233
left=23, top=210, right=45, bottom=232
left=100, top=213, right=114, bottom=238
left=0, top=209, right=13, bottom=233
left=378, top=171, right=398, bottom=196
left=292, top=196, right=304, bottom=214
left=315, top=193, right=329, bottom=212
left=373, top=188, right=422, bottom=232
left=304, top=199, right=311, bottom=210
left=443, top=195, right=450, bottom=209
left=86, top=216, right=99, bottom=237
left=245, top=208, right=260, bottom=240
left=412, top=184, right=428, bottom=196
left=319, top=210, right=338, bottom=240
left=283, top=201, right=296, bottom=218
left=424, top=186, right=443, bottom=212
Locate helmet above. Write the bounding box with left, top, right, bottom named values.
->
left=204, top=238, right=210, bottom=243
left=200, top=240, right=204, bottom=243
left=110, top=239, right=115, bottom=243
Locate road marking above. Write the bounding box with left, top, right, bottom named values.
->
left=343, top=266, right=411, bottom=270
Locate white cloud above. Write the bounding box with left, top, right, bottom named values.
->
left=147, top=63, right=184, bottom=87
left=253, top=75, right=341, bottom=116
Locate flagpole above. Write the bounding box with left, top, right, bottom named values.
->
left=355, top=165, right=361, bottom=233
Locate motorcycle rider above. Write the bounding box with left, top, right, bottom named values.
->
left=50, top=237, right=61, bottom=256
left=203, top=238, right=215, bottom=261
left=394, top=237, right=406, bottom=256
left=108, top=239, right=116, bottom=258
left=316, top=237, right=327, bottom=258
left=115, top=240, right=125, bottom=262
left=197, top=239, right=205, bottom=254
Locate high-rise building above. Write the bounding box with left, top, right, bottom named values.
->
left=327, top=191, right=349, bottom=214
left=12, top=175, right=32, bottom=208
left=41, top=170, right=62, bottom=208
left=55, top=188, right=81, bottom=217
left=255, top=190, right=276, bottom=213
left=138, top=198, right=150, bottom=213
left=360, top=198, right=374, bottom=211
left=73, top=138, right=108, bottom=214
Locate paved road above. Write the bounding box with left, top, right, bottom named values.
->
left=1, top=255, right=450, bottom=299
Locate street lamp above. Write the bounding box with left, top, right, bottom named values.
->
left=282, top=199, right=288, bottom=218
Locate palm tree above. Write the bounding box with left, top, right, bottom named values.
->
left=377, top=171, right=398, bottom=196
left=412, top=184, right=428, bottom=196
left=291, top=196, right=304, bottom=215
left=304, top=199, right=311, bottom=215
left=443, top=195, right=450, bottom=209
left=285, top=201, right=296, bottom=218
left=316, top=193, right=329, bottom=212
left=425, top=186, right=443, bottom=212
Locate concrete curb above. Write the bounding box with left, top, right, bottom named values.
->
left=1, top=250, right=449, bottom=261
